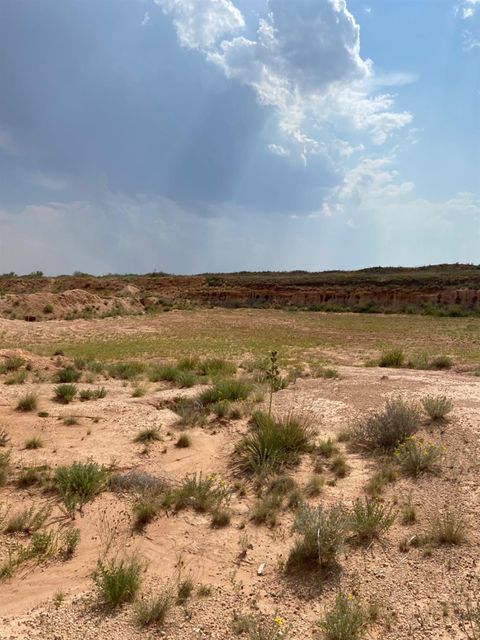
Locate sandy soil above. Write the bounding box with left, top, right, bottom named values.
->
left=0, top=318, right=478, bottom=640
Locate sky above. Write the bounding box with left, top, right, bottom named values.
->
left=0, top=0, right=479, bottom=275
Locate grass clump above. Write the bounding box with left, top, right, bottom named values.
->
left=430, top=510, right=466, bottom=546
left=107, top=361, right=145, bottom=380
left=93, top=556, right=142, bottom=607
left=378, top=348, right=405, bottom=368
left=163, top=472, right=228, bottom=514
left=175, top=433, right=191, bottom=448
left=304, top=475, right=324, bottom=497
left=134, top=590, right=172, bottom=628
left=54, top=383, right=77, bottom=404
left=251, top=494, right=282, bottom=527
left=211, top=507, right=231, bottom=528
left=235, top=411, right=316, bottom=476
left=171, top=397, right=207, bottom=427
left=16, top=464, right=50, bottom=488
left=109, top=470, right=165, bottom=494
left=395, top=438, right=442, bottom=477
left=319, top=592, right=373, bottom=640
left=351, top=399, right=420, bottom=452
left=429, top=355, right=453, bottom=370
left=0, top=452, right=9, bottom=485
left=421, top=395, right=453, bottom=421
left=364, top=463, right=397, bottom=498
left=79, top=387, right=107, bottom=401
left=132, top=493, right=162, bottom=529
left=54, top=461, right=107, bottom=511
left=62, top=527, right=81, bottom=558
left=16, top=392, right=38, bottom=412
left=349, top=497, right=396, bottom=544
left=199, top=378, right=252, bottom=406
left=330, top=454, right=349, bottom=478
left=0, top=356, right=25, bottom=373
left=134, top=428, right=161, bottom=443
left=198, top=358, right=235, bottom=378
left=287, top=503, right=347, bottom=572
left=25, top=436, right=43, bottom=450
left=317, top=438, right=339, bottom=459
left=5, top=506, right=50, bottom=533
left=56, top=367, right=81, bottom=383
left=5, top=370, right=27, bottom=385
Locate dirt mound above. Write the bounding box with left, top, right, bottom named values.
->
left=0, top=289, right=143, bottom=321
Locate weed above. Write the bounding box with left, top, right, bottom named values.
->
left=5, top=506, right=50, bottom=533
left=235, top=411, right=316, bottom=475
left=25, top=436, right=43, bottom=450
left=319, top=592, right=370, bottom=640
left=211, top=507, right=231, bottom=528
left=79, top=387, right=107, bottom=401
left=134, top=428, right=161, bottom=444
left=421, top=395, right=453, bottom=420
left=212, top=399, right=231, bottom=418
left=54, top=384, right=77, bottom=404
left=134, top=591, right=172, bottom=627
left=133, top=493, right=162, bottom=529
left=317, top=438, right=339, bottom=458
left=62, top=527, right=81, bottom=558
left=0, top=356, right=25, bottom=373
left=108, top=362, right=145, bottom=380
left=330, top=454, right=349, bottom=478
left=93, top=556, right=142, bottom=607
left=351, top=399, right=420, bottom=452
left=268, top=475, right=297, bottom=496
left=5, top=370, right=27, bottom=385
left=400, top=494, right=417, bottom=525
left=430, top=510, right=466, bottom=546
left=54, top=461, right=107, bottom=511
left=232, top=613, right=287, bottom=639
left=132, top=384, right=147, bottom=398
left=171, top=397, right=207, bottom=427
left=164, top=472, right=228, bottom=514
left=56, top=367, right=81, bottom=383
left=304, top=475, right=324, bottom=497
left=0, top=452, right=10, bottom=485
left=16, top=392, right=38, bottom=412
left=199, top=378, right=252, bottom=405
left=251, top=494, right=282, bottom=527
left=395, top=438, right=442, bottom=477
left=364, top=463, right=398, bottom=498
left=378, top=348, right=405, bottom=368
left=63, top=416, right=79, bottom=426
left=17, top=464, right=50, bottom=488
left=177, top=578, right=194, bottom=604
left=175, top=433, right=191, bottom=448
left=349, top=498, right=396, bottom=544
left=287, top=503, right=347, bottom=571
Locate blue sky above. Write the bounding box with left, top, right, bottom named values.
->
left=0, top=0, right=478, bottom=274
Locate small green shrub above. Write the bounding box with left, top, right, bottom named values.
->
left=349, top=498, right=396, bottom=544
left=175, top=433, right=191, bottom=448
left=378, top=348, right=404, bottom=368
left=251, top=494, right=282, bottom=527
left=80, top=387, right=107, bottom=401
left=364, top=463, right=397, bottom=498
left=108, top=361, right=145, bottom=380
left=330, top=454, right=349, bottom=478
left=25, top=436, right=43, bottom=450
left=0, top=356, right=25, bottom=373
left=93, top=556, right=142, bottom=607
left=16, top=392, right=38, bottom=412
left=235, top=411, right=316, bottom=475
left=319, top=592, right=370, bottom=640
left=163, top=473, right=228, bottom=514
left=421, top=395, right=453, bottom=420
left=211, top=507, right=231, bottom=528
left=62, top=527, right=81, bottom=558
left=176, top=577, right=194, bottom=604
left=54, top=461, right=107, bottom=511
left=199, top=379, right=252, bottom=405
left=317, top=438, right=338, bottom=458
left=287, top=503, right=347, bottom=571
left=430, top=510, right=466, bottom=546
left=351, top=399, right=420, bottom=452
left=5, top=506, right=50, bottom=533
left=304, top=475, right=323, bottom=497
left=56, top=367, right=81, bottom=383
left=134, top=591, right=172, bottom=627
left=54, top=384, right=77, bottom=404
left=395, top=438, right=442, bottom=477
left=134, top=428, right=161, bottom=443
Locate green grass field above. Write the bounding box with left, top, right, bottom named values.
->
left=2, top=309, right=479, bottom=366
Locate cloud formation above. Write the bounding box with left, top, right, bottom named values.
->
left=154, top=0, right=245, bottom=48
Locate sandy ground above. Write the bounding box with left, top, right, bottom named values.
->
left=0, top=318, right=479, bottom=639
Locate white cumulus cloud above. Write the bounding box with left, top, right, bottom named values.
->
left=154, top=0, right=245, bottom=49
